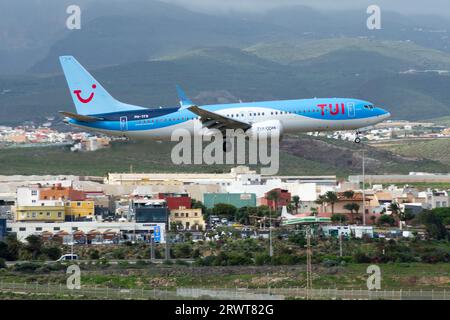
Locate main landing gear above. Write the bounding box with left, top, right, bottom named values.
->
left=354, top=131, right=362, bottom=144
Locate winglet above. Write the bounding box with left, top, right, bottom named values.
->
left=176, top=85, right=194, bottom=109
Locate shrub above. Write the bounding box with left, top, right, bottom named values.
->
left=89, top=249, right=100, bottom=260
left=0, top=258, right=6, bottom=269
left=254, top=253, right=271, bottom=266
left=353, top=252, right=371, bottom=263
left=14, top=262, right=41, bottom=272
left=112, top=248, right=126, bottom=260
left=43, top=246, right=62, bottom=261
left=175, top=259, right=189, bottom=266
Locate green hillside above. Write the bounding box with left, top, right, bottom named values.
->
left=1, top=135, right=448, bottom=176
left=379, top=139, right=450, bottom=166
left=245, top=38, right=450, bottom=68
left=2, top=38, right=450, bottom=125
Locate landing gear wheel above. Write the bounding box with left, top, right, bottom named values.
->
left=354, top=137, right=361, bottom=144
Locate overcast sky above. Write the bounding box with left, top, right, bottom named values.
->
left=161, top=0, right=450, bottom=17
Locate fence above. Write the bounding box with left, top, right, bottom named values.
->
left=0, top=281, right=448, bottom=300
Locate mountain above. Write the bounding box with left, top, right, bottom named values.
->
left=2, top=43, right=450, bottom=125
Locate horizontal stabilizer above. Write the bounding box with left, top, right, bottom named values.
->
left=59, top=111, right=102, bottom=122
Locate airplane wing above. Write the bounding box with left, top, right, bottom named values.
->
left=188, top=106, right=251, bottom=131
left=59, top=111, right=103, bottom=122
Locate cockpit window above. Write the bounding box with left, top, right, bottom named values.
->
left=364, top=105, right=374, bottom=110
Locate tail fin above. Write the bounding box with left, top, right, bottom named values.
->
left=176, top=85, right=194, bottom=110
left=59, top=56, right=145, bottom=115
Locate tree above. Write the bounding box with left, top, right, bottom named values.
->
left=315, top=194, right=327, bottom=213
left=388, top=202, right=403, bottom=228
left=25, top=235, right=42, bottom=260
left=4, top=235, right=22, bottom=261
left=44, top=246, right=62, bottom=260
left=236, top=206, right=251, bottom=225
left=212, top=203, right=237, bottom=220
left=378, top=214, right=395, bottom=226
left=266, top=190, right=280, bottom=213
left=344, top=202, right=360, bottom=224
left=292, top=195, right=300, bottom=214
left=343, top=190, right=355, bottom=199
left=415, top=210, right=448, bottom=240
left=325, top=191, right=338, bottom=215
left=331, top=213, right=347, bottom=224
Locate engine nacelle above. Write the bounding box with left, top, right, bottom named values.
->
left=246, top=120, right=283, bottom=140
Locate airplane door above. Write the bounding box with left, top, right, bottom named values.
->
left=347, top=103, right=355, bottom=117
left=120, top=116, right=128, bottom=131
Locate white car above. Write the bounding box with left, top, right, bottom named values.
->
left=56, top=254, right=79, bottom=262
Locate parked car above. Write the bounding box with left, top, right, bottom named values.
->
left=56, top=254, right=79, bottom=262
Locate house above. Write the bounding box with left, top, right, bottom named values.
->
left=169, top=208, right=205, bottom=231
left=260, top=188, right=291, bottom=211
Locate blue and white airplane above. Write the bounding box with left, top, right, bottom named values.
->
left=59, top=56, right=390, bottom=147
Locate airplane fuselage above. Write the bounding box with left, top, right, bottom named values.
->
left=66, top=98, right=390, bottom=140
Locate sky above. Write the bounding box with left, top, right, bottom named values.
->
left=161, top=0, right=450, bottom=17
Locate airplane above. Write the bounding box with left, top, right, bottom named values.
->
left=59, top=56, right=391, bottom=150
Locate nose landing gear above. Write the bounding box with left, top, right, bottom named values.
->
left=354, top=131, right=362, bottom=144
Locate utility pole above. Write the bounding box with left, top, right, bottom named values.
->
left=269, top=209, right=273, bottom=257
left=339, top=233, right=343, bottom=257
left=362, top=148, right=366, bottom=226
left=305, top=225, right=313, bottom=299
left=150, top=230, right=155, bottom=261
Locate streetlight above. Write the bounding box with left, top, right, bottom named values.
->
left=362, top=148, right=366, bottom=226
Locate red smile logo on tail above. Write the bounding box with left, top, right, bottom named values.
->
left=73, top=84, right=96, bottom=103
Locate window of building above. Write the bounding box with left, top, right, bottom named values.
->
left=36, top=227, right=42, bottom=231
left=72, top=227, right=78, bottom=231
left=19, top=227, right=26, bottom=231
left=77, top=202, right=81, bottom=207
left=57, top=212, right=62, bottom=217
left=53, top=227, right=60, bottom=231
left=32, top=212, right=36, bottom=218
left=31, top=190, right=37, bottom=196
left=47, top=212, right=50, bottom=216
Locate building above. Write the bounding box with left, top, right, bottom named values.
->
left=169, top=208, right=205, bottom=231
left=158, top=193, right=191, bottom=210
left=15, top=204, right=65, bottom=222
left=105, top=166, right=256, bottom=186
left=424, top=190, right=449, bottom=209
left=203, top=193, right=256, bottom=209
left=64, top=200, right=95, bottom=220
left=133, top=198, right=169, bottom=224
left=6, top=221, right=166, bottom=243
left=39, top=184, right=86, bottom=201
left=260, top=188, right=291, bottom=210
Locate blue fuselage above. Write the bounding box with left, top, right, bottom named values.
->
left=66, top=98, right=390, bottom=140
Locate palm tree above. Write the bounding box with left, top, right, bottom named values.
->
left=325, top=191, right=338, bottom=215
left=292, top=195, right=300, bottom=214
left=266, top=190, right=280, bottom=213
left=388, top=202, right=403, bottom=229
left=343, top=190, right=355, bottom=199
left=315, top=194, right=327, bottom=214
left=344, top=202, right=360, bottom=224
